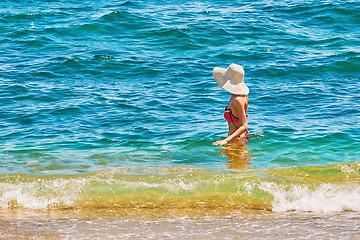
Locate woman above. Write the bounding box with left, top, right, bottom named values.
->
left=213, top=63, right=249, bottom=146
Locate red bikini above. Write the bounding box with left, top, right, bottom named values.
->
left=224, top=107, right=249, bottom=139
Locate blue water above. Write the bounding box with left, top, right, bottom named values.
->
left=0, top=0, right=359, bottom=175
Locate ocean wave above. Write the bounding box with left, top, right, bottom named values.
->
left=0, top=163, right=359, bottom=215
left=260, top=182, right=360, bottom=212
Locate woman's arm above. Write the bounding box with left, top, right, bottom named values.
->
left=213, top=123, right=248, bottom=146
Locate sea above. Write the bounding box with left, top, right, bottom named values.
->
left=0, top=0, right=359, bottom=239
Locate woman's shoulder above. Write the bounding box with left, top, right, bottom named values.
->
left=234, top=95, right=248, bottom=105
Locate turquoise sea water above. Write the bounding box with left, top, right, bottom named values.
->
left=1, top=0, right=359, bottom=175
left=0, top=1, right=360, bottom=233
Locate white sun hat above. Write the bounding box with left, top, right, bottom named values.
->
left=213, top=63, right=249, bottom=95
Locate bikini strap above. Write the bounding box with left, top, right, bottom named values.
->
left=229, top=113, right=239, bottom=129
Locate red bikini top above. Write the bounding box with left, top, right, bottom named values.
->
left=224, top=107, right=249, bottom=138
left=224, top=107, right=240, bottom=122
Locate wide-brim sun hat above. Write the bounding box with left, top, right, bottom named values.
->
left=213, top=63, right=249, bottom=95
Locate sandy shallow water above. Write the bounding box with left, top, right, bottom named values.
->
left=1, top=210, right=360, bottom=239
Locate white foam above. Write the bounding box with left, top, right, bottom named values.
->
left=0, top=178, right=85, bottom=209
left=259, top=182, right=360, bottom=213
left=0, top=185, right=59, bottom=209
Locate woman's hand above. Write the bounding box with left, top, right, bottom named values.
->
left=213, top=139, right=229, bottom=146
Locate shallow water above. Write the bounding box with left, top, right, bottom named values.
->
left=0, top=0, right=359, bottom=238
left=2, top=211, right=360, bottom=239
